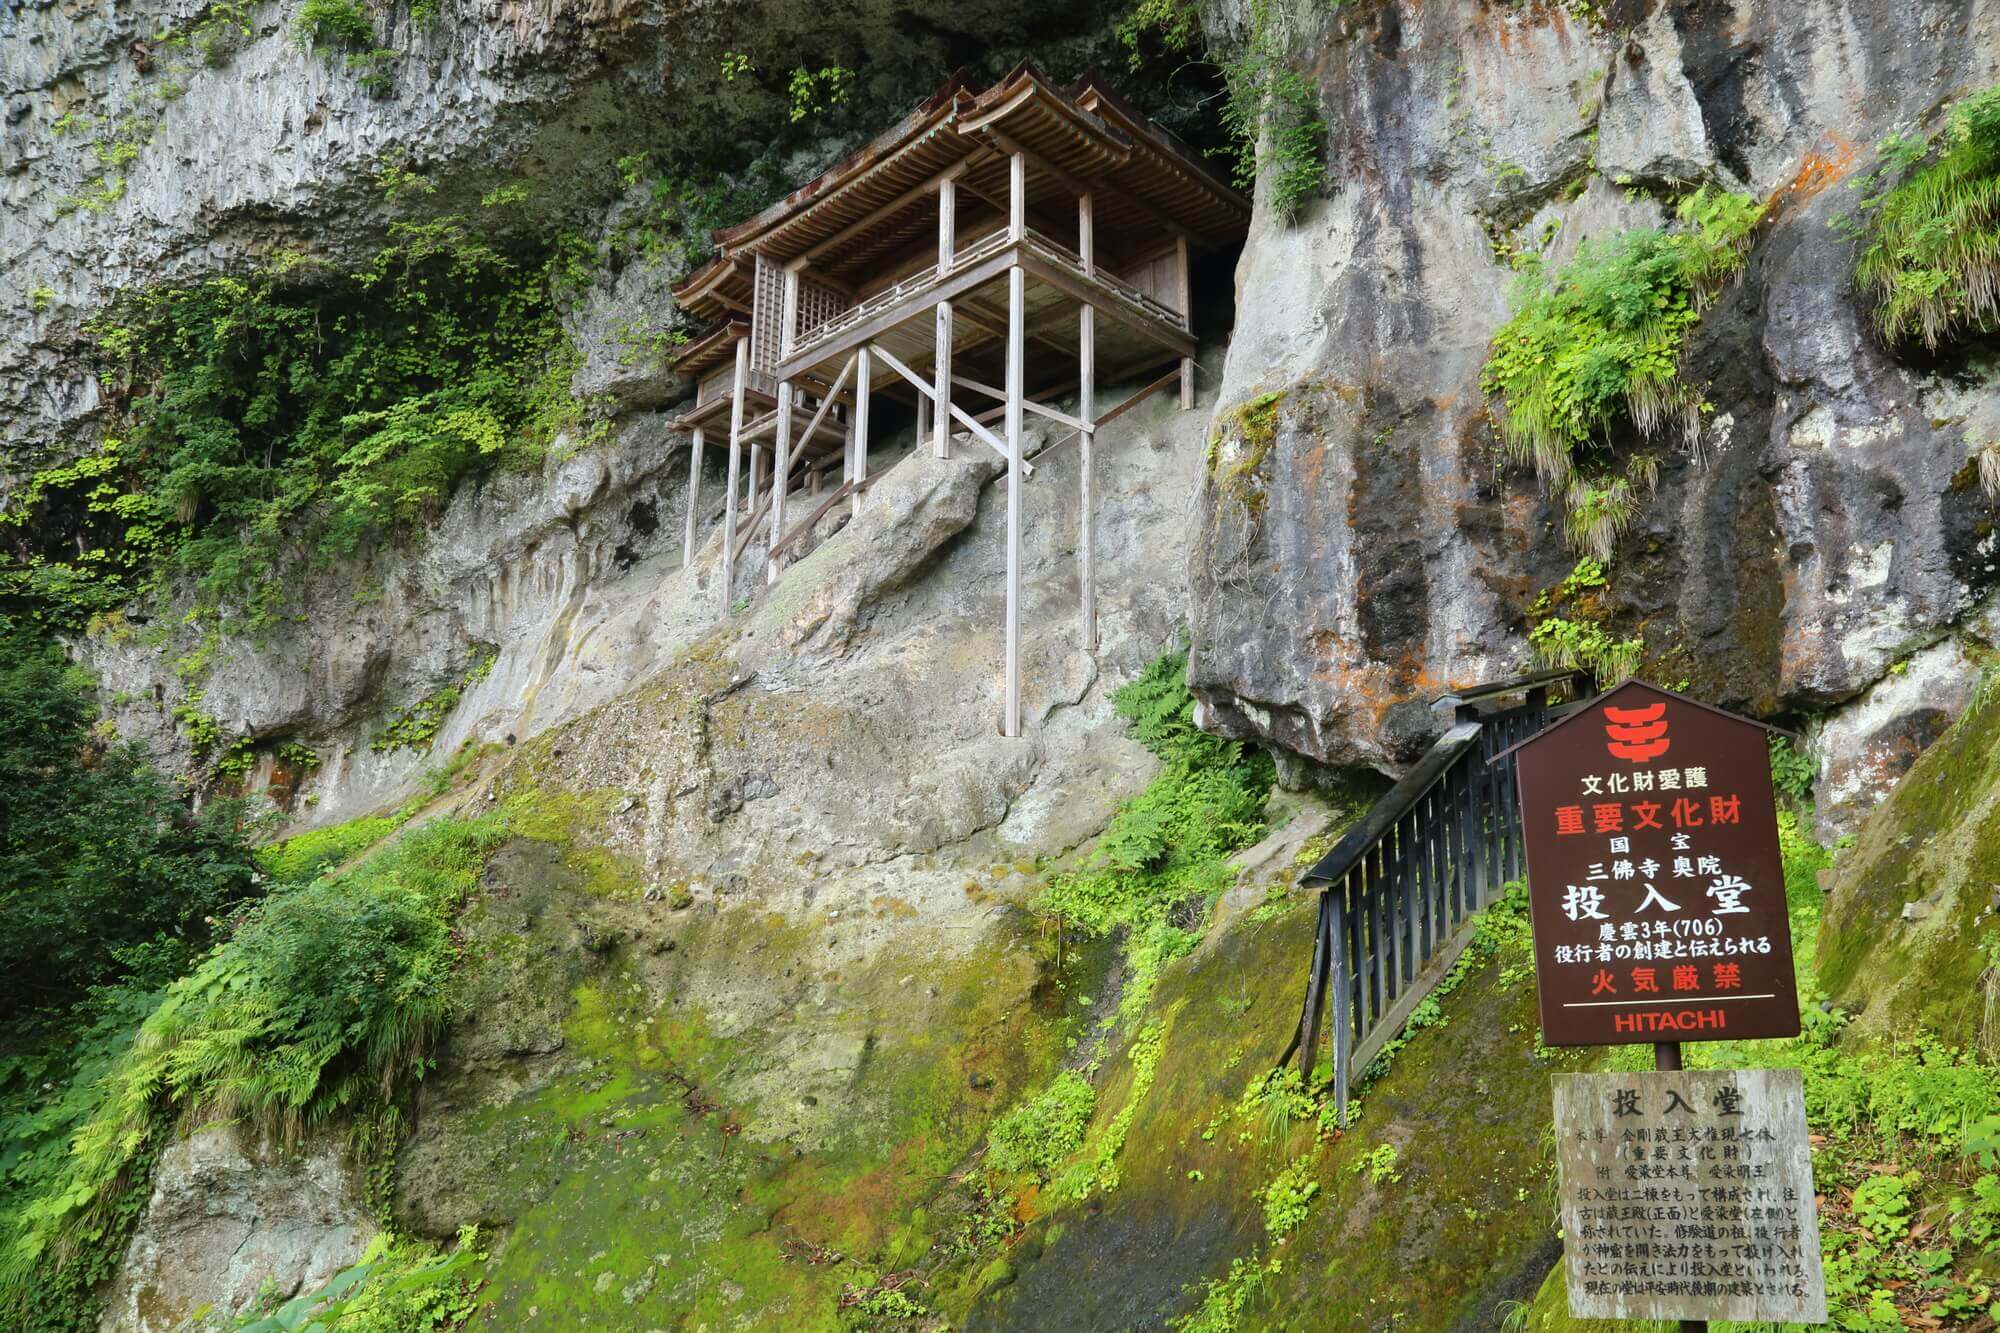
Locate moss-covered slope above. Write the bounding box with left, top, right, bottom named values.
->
left=950, top=887, right=1592, bottom=1332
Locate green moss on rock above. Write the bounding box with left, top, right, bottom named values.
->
left=962, top=889, right=1590, bottom=1331
left=1817, top=679, right=2000, bottom=1052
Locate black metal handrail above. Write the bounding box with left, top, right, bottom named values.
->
left=1277, top=669, right=1590, bottom=1124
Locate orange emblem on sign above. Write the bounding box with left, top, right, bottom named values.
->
left=1603, top=703, right=1670, bottom=761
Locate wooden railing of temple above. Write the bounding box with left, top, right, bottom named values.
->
left=1277, top=668, right=1594, bottom=1125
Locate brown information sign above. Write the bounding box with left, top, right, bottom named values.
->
left=1512, top=681, right=1801, bottom=1046
left=1554, top=1069, right=1827, bottom=1324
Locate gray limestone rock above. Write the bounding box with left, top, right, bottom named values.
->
left=96, top=1124, right=370, bottom=1333
left=1190, top=0, right=2000, bottom=796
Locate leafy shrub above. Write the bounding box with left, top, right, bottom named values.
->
left=1851, top=1171, right=1917, bottom=1243
left=1173, top=1254, right=1282, bottom=1333
left=1259, top=1156, right=1320, bottom=1237
left=258, top=814, right=399, bottom=882
left=291, top=0, right=375, bottom=51
left=1350, top=1143, right=1402, bottom=1185
left=1038, top=651, right=1273, bottom=1021
left=1481, top=188, right=1764, bottom=549
left=1525, top=558, right=1641, bottom=684
left=0, top=983, right=162, bottom=1332
left=1854, top=85, right=2000, bottom=349
left=235, top=1225, right=486, bottom=1331
left=0, top=620, right=263, bottom=1014
left=0, top=815, right=505, bottom=1325
left=1769, top=733, right=1816, bottom=801
left=988, top=1071, right=1095, bottom=1179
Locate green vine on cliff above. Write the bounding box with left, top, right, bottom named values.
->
left=1118, top=0, right=1327, bottom=221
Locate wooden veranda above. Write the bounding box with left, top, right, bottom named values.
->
left=669, top=63, right=1250, bottom=735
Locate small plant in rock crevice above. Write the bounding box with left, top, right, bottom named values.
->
left=1524, top=557, right=1642, bottom=684
left=1259, top=1155, right=1321, bottom=1237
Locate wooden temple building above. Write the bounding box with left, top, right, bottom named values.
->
left=668, top=63, right=1250, bottom=736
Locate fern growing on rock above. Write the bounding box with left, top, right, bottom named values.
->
left=1855, top=85, right=2000, bottom=350
left=1480, top=187, right=1764, bottom=556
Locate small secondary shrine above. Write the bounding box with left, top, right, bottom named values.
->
left=667, top=63, right=1250, bottom=735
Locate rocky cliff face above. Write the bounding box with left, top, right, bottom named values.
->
left=1191, top=0, right=2000, bottom=837
left=94, top=365, right=1222, bottom=1329
left=0, top=0, right=1103, bottom=443
left=6, top=0, right=2000, bottom=1328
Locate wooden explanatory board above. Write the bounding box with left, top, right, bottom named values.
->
left=1553, top=1069, right=1827, bottom=1325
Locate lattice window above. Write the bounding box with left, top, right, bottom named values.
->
left=751, top=255, right=785, bottom=374
left=795, top=277, right=847, bottom=346
left=751, top=257, right=851, bottom=369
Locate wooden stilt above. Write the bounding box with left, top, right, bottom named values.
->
left=721, top=340, right=747, bottom=611
left=934, top=304, right=954, bottom=459
left=852, top=347, right=871, bottom=518
left=1004, top=260, right=1025, bottom=739
left=1078, top=195, right=1098, bottom=654
left=1008, top=151, right=1025, bottom=241
left=915, top=394, right=930, bottom=457
left=768, top=380, right=791, bottom=584
left=935, top=177, right=956, bottom=459
left=1176, top=235, right=1195, bottom=410
left=683, top=426, right=704, bottom=568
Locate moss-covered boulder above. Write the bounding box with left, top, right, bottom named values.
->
left=1818, top=678, right=2000, bottom=1052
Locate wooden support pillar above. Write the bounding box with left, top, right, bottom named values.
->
left=1004, top=261, right=1025, bottom=739
left=683, top=426, right=704, bottom=567
left=934, top=304, right=954, bottom=458
left=852, top=346, right=871, bottom=518
left=721, top=339, right=747, bottom=611
left=1008, top=151, right=1026, bottom=242
left=938, top=176, right=957, bottom=270
left=1078, top=192, right=1098, bottom=653
left=768, top=380, right=791, bottom=585
left=915, top=393, right=930, bottom=456
left=935, top=176, right=956, bottom=460
left=1176, top=234, right=1195, bottom=410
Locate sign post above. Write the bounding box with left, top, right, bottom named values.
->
left=1505, top=681, right=1825, bottom=1328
